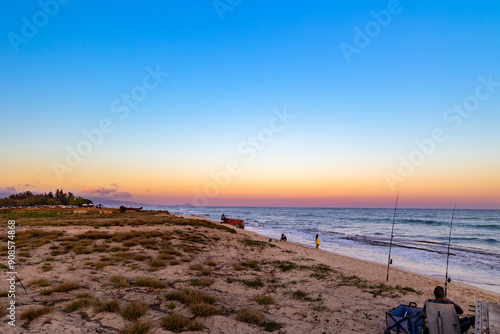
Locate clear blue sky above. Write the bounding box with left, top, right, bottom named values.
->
left=1, top=1, right=499, bottom=208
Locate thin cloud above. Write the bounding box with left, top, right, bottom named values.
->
left=0, top=186, right=16, bottom=193
left=115, top=191, right=132, bottom=199
left=82, top=186, right=117, bottom=196
left=81, top=185, right=133, bottom=199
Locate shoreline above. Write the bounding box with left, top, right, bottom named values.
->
left=183, top=212, right=500, bottom=297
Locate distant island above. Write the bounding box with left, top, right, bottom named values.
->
left=0, top=189, right=93, bottom=207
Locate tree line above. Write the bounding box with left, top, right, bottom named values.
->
left=0, top=189, right=93, bottom=207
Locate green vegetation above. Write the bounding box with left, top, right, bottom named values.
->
left=135, top=277, right=167, bottom=289
left=40, top=281, right=79, bottom=295
left=236, top=308, right=282, bottom=331
left=110, top=275, right=129, bottom=288
left=121, top=301, right=148, bottom=321
left=0, top=189, right=92, bottom=207
left=95, top=300, right=121, bottom=313
left=190, top=302, right=220, bottom=317
left=241, top=260, right=260, bottom=270
left=254, top=295, right=275, bottom=305
left=263, top=321, right=283, bottom=332
left=190, top=278, right=215, bottom=287
left=292, top=290, right=308, bottom=300
left=274, top=260, right=297, bottom=272
left=236, top=308, right=265, bottom=325
left=241, top=239, right=275, bottom=249
left=161, top=313, right=203, bottom=333
left=164, top=289, right=216, bottom=305
left=122, top=321, right=151, bottom=334
left=29, top=279, right=50, bottom=288
left=243, top=278, right=264, bottom=288
left=63, top=298, right=90, bottom=313
left=19, top=306, right=52, bottom=321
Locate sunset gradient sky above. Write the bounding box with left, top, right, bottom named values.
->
left=1, top=1, right=499, bottom=208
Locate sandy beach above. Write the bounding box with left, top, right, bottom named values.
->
left=1, top=209, right=499, bottom=333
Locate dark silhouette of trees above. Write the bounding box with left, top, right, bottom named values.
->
left=0, top=189, right=92, bottom=207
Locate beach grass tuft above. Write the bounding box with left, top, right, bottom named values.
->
left=241, top=239, right=275, bottom=249
left=121, top=301, right=148, bottom=321
left=161, top=313, right=190, bottom=333
left=190, top=302, right=220, bottom=317
left=292, top=290, right=308, bottom=300
left=236, top=308, right=265, bottom=325
left=135, top=277, right=167, bottom=289
left=164, top=288, right=215, bottom=305
left=95, top=299, right=121, bottom=313
left=29, top=278, right=50, bottom=287
left=254, top=295, right=275, bottom=305
left=243, top=278, right=264, bottom=288
left=62, top=298, right=90, bottom=313
left=40, top=281, right=79, bottom=295
left=122, top=321, right=151, bottom=334
left=19, top=306, right=52, bottom=321
left=190, top=278, right=215, bottom=287
left=274, top=260, right=297, bottom=272
left=263, top=320, right=283, bottom=332
left=110, top=275, right=129, bottom=288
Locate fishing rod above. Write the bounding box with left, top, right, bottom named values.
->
left=444, top=203, right=457, bottom=297
left=386, top=191, right=399, bottom=282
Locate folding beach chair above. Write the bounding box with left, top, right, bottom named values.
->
left=424, top=300, right=461, bottom=334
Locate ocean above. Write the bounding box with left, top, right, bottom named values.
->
left=144, top=206, right=500, bottom=294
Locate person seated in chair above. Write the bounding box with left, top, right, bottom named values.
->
left=424, top=286, right=473, bottom=333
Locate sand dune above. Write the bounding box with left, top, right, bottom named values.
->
left=1, top=209, right=498, bottom=333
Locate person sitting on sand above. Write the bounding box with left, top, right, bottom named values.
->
left=315, top=234, right=320, bottom=249
left=280, top=234, right=287, bottom=242
left=423, top=286, right=473, bottom=333
left=221, top=213, right=225, bottom=221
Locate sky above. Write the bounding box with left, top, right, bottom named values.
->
left=1, top=0, right=499, bottom=209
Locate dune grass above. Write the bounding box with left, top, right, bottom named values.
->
left=40, top=281, right=79, bottom=296
left=161, top=313, right=204, bottom=333
left=121, top=301, right=148, bottom=321
left=164, top=289, right=216, bottom=305
left=190, top=302, right=220, bottom=317
left=109, top=275, right=129, bottom=288
left=122, top=320, right=151, bottom=334
left=254, top=295, right=275, bottom=305
left=189, top=278, right=215, bottom=287
left=20, top=306, right=53, bottom=321
left=95, top=299, right=121, bottom=313
left=135, top=277, right=167, bottom=289
left=63, top=298, right=91, bottom=313
left=236, top=308, right=265, bottom=325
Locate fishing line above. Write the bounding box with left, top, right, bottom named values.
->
left=386, top=191, right=399, bottom=282
left=444, top=203, right=457, bottom=297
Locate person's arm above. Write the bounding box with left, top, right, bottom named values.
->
left=443, top=297, right=463, bottom=315
left=452, top=302, right=463, bottom=315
